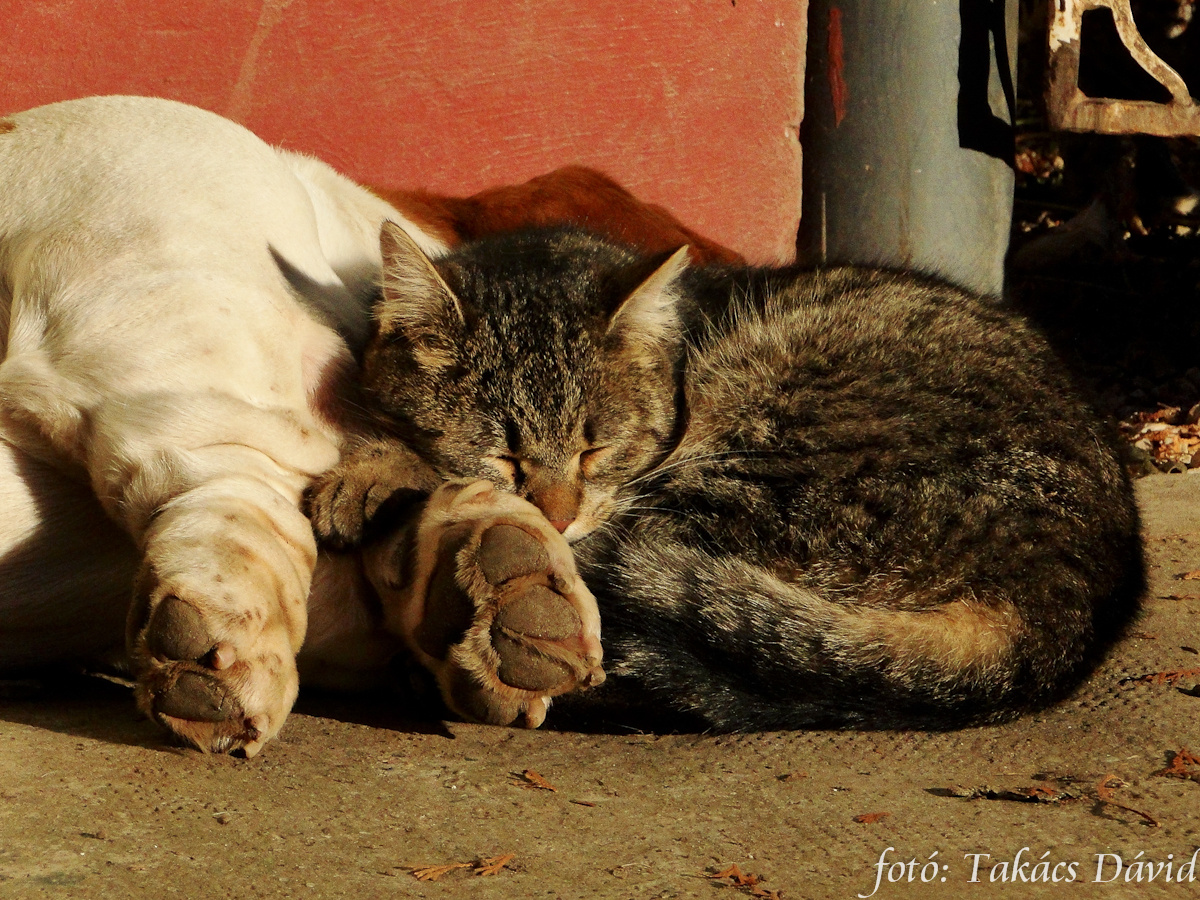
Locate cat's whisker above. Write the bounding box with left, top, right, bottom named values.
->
left=615, top=510, right=687, bottom=523
left=610, top=490, right=657, bottom=508
left=606, top=491, right=695, bottom=522
left=624, top=449, right=755, bottom=486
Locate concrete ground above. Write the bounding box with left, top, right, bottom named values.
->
left=2, top=474, right=1198, bottom=899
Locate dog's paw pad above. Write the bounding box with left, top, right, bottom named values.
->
left=445, top=667, right=521, bottom=726
left=372, top=482, right=605, bottom=729
left=476, top=525, right=587, bottom=693
left=145, top=597, right=214, bottom=661
left=477, top=524, right=549, bottom=585
left=490, top=586, right=590, bottom=693
left=132, top=586, right=295, bottom=755
left=494, top=585, right=582, bottom=640
left=439, top=517, right=603, bottom=722
left=493, top=636, right=575, bottom=692
left=153, top=670, right=241, bottom=722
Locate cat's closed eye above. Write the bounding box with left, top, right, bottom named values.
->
left=578, top=446, right=612, bottom=480
left=486, top=454, right=523, bottom=486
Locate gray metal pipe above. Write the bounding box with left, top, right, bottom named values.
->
left=797, top=0, right=1018, bottom=297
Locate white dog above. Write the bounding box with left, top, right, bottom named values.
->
left=0, top=96, right=602, bottom=755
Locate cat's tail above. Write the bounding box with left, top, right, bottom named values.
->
left=581, top=538, right=1129, bottom=730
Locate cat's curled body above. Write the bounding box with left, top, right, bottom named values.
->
left=316, top=227, right=1144, bottom=730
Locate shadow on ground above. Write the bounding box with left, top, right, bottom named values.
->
left=3, top=476, right=1199, bottom=899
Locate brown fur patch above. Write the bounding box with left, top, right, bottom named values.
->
left=370, top=186, right=466, bottom=248
left=852, top=599, right=1023, bottom=676
left=372, top=166, right=743, bottom=266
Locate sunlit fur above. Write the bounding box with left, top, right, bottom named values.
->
left=362, top=227, right=1144, bottom=730
left=367, top=226, right=682, bottom=542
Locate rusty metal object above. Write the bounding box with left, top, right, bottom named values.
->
left=1047, top=0, right=1200, bottom=135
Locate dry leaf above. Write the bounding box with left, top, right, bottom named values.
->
left=1126, top=667, right=1200, bottom=686
left=1181, top=570, right=1200, bottom=581
left=709, top=863, right=760, bottom=886
left=853, top=811, right=890, bottom=824
left=474, top=854, right=514, bottom=877
left=952, top=784, right=1078, bottom=803
left=708, top=863, right=746, bottom=884
left=707, top=863, right=780, bottom=898
left=512, top=769, right=557, bottom=792
left=1096, top=774, right=1124, bottom=802
left=1155, top=748, right=1200, bottom=782
left=409, top=862, right=470, bottom=882
left=1096, top=774, right=1160, bottom=827
left=405, top=853, right=516, bottom=881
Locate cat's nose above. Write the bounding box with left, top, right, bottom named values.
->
left=529, top=483, right=580, bottom=534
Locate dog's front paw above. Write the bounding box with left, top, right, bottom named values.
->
left=440, top=520, right=607, bottom=727
left=128, top=576, right=299, bottom=757
left=305, top=440, right=440, bottom=549
left=366, top=481, right=604, bottom=728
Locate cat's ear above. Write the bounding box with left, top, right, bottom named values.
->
left=376, top=220, right=465, bottom=367
left=607, top=245, right=688, bottom=346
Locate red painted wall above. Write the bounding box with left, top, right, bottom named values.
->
left=2, top=1, right=805, bottom=263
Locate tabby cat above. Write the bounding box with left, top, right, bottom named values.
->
left=309, top=224, right=1144, bottom=730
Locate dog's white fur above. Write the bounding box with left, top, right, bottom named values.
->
left=0, top=96, right=446, bottom=752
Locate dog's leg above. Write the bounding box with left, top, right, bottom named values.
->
left=0, top=305, right=347, bottom=755
left=104, top=396, right=337, bottom=756
left=0, top=96, right=419, bottom=753
left=0, top=430, right=406, bottom=709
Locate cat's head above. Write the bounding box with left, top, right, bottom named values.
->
left=364, top=223, right=689, bottom=542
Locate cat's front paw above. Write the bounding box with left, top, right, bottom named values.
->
left=128, top=572, right=300, bottom=757
left=365, top=480, right=605, bottom=727
left=304, top=440, right=440, bottom=549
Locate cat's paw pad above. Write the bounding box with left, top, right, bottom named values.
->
left=130, top=592, right=296, bottom=756
left=382, top=482, right=604, bottom=728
